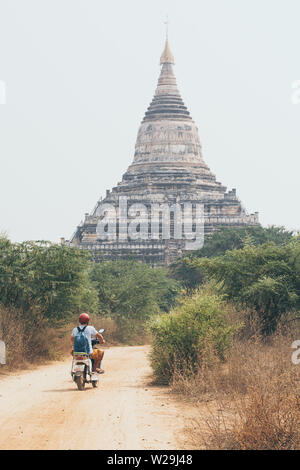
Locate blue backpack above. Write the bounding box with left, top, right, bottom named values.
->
left=73, top=326, right=89, bottom=355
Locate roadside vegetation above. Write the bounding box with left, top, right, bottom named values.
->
left=149, top=225, right=300, bottom=449
left=150, top=285, right=239, bottom=384
left=171, top=318, right=300, bottom=450
left=0, top=238, right=99, bottom=368
left=89, top=259, right=179, bottom=344
left=170, top=225, right=294, bottom=290
left=0, top=237, right=178, bottom=368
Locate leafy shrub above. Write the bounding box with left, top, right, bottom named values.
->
left=149, top=287, right=239, bottom=384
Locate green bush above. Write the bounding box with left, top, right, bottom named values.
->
left=149, top=287, right=238, bottom=384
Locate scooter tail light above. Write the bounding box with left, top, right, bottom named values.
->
left=74, top=355, right=87, bottom=360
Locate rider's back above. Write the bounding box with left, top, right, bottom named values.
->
left=72, top=325, right=98, bottom=355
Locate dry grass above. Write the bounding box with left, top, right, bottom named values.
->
left=171, top=321, right=300, bottom=450
left=79, top=315, right=150, bottom=346
left=0, top=306, right=58, bottom=370
left=98, top=317, right=151, bottom=346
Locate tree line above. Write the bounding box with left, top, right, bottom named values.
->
left=0, top=225, right=299, bottom=368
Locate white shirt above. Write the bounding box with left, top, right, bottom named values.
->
left=72, top=325, right=98, bottom=355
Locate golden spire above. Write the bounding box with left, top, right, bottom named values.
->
left=160, top=16, right=175, bottom=65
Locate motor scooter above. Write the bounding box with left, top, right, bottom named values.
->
left=71, top=328, right=105, bottom=391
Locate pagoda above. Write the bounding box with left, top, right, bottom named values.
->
left=69, top=36, right=259, bottom=265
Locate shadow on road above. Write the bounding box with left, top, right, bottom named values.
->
left=43, top=387, right=95, bottom=393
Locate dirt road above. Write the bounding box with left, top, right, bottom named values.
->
left=0, top=345, right=195, bottom=450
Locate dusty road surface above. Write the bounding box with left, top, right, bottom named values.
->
left=0, top=345, right=195, bottom=450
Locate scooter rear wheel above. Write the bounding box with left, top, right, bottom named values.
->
left=75, top=375, right=85, bottom=391
left=92, top=380, right=98, bottom=388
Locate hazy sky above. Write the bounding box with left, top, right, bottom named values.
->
left=0, top=0, right=299, bottom=242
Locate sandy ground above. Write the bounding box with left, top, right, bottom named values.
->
left=0, top=345, right=196, bottom=450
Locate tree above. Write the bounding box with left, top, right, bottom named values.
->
left=169, top=256, right=204, bottom=291
left=89, top=259, right=180, bottom=325
left=169, top=226, right=294, bottom=290
left=194, top=225, right=293, bottom=258
left=0, top=238, right=99, bottom=325
left=193, top=240, right=300, bottom=333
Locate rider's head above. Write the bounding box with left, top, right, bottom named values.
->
left=79, top=313, right=90, bottom=325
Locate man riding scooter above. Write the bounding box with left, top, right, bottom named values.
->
left=71, top=313, right=105, bottom=374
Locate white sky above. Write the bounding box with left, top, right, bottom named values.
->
left=0, top=0, right=299, bottom=242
